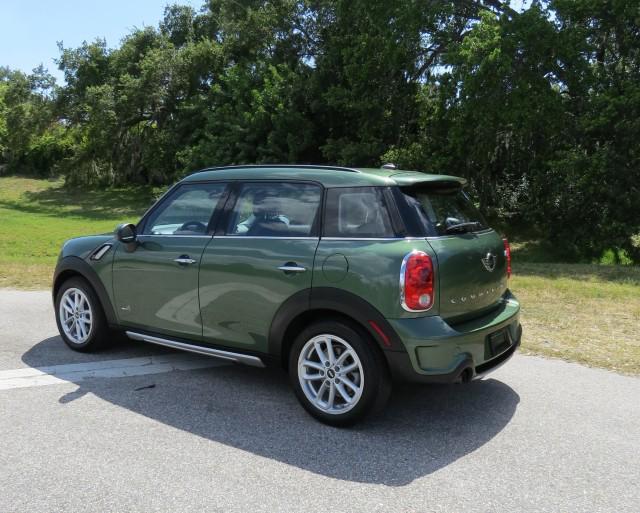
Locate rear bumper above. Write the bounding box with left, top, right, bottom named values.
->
left=384, top=292, right=521, bottom=384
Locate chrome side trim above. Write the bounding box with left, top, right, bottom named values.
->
left=320, top=237, right=427, bottom=241
left=125, top=331, right=266, bottom=368
left=174, top=257, right=197, bottom=265
left=90, top=243, right=113, bottom=261
left=137, top=234, right=213, bottom=239
left=214, top=235, right=319, bottom=240
left=277, top=265, right=307, bottom=273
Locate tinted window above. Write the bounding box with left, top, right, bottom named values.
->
left=226, top=182, right=321, bottom=237
left=401, top=186, right=488, bottom=236
left=324, top=187, right=395, bottom=238
left=143, top=183, right=227, bottom=235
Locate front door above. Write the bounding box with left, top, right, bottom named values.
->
left=199, top=181, right=322, bottom=352
left=112, top=182, right=228, bottom=339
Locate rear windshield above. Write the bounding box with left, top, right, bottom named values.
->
left=401, top=186, right=489, bottom=236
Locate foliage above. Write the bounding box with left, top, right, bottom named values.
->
left=0, top=0, right=638, bottom=262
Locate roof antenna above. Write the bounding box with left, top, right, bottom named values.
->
left=381, top=163, right=397, bottom=170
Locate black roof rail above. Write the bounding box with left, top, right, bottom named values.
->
left=199, top=164, right=361, bottom=173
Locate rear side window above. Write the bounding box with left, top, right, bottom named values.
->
left=226, top=182, right=321, bottom=237
left=324, top=187, right=395, bottom=238
left=401, top=186, right=488, bottom=236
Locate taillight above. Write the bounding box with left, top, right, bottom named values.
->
left=400, top=250, right=434, bottom=311
left=503, top=238, right=512, bottom=279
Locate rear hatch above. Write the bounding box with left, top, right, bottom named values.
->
left=399, top=182, right=508, bottom=321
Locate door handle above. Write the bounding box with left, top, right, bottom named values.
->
left=278, top=264, right=307, bottom=273
left=174, top=255, right=197, bottom=265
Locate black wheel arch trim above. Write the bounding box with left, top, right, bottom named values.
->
left=268, top=287, right=405, bottom=361
left=53, top=256, right=118, bottom=327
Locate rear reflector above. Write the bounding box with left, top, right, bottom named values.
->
left=368, top=320, right=391, bottom=348
left=400, top=250, right=434, bottom=311
left=503, top=238, right=512, bottom=279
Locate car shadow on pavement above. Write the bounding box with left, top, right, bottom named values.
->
left=23, top=336, right=520, bottom=486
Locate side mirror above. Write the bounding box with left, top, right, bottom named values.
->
left=116, top=223, right=137, bottom=244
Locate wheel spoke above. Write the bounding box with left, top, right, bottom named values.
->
left=302, top=372, right=324, bottom=381
left=313, top=341, right=328, bottom=364
left=340, top=362, right=358, bottom=374
left=335, top=382, right=352, bottom=403
left=315, top=381, right=328, bottom=403
left=302, top=359, right=324, bottom=371
left=75, top=321, right=82, bottom=340
left=326, top=339, right=336, bottom=364
left=341, top=376, right=359, bottom=393
left=336, top=350, right=351, bottom=366
left=327, top=383, right=336, bottom=409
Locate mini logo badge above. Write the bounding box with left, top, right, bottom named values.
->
left=481, top=252, right=497, bottom=272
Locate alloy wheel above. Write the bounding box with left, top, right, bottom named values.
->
left=59, top=287, right=93, bottom=345
left=297, top=334, right=364, bottom=415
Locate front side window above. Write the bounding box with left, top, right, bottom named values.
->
left=323, top=187, right=396, bottom=238
left=226, top=182, right=322, bottom=237
left=143, top=183, right=227, bottom=235
left=401, top=185, right=488, bottom=236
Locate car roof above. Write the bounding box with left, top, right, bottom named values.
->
left=180, top=165, right=466, bottom=188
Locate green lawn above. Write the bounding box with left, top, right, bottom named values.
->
left=0, top=176, right=163, bottom=288
left=1, top=175, right=638, bottom=374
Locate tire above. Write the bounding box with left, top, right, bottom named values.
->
left=54, top=276, right=111, bottom=352
left=289, top=319, right=392, bottom=427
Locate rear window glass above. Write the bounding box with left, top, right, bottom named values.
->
left=324, top=187, right=395, bottom=238
left=401, top=186, right=488, bottom=236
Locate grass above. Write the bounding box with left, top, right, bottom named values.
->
left=0, top=176, right=163, bottom=288
left=1, top=175, right=638, bottom=375
left=510, top=263, right=640, bottom=375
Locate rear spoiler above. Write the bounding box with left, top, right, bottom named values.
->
left=389, top=171, right=466, bottom=189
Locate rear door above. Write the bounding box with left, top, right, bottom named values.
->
left=198, top=181, right=322, bottom=352
left=399, top=184, right=508, bottom=320
left=112, top=182, right=228, bottom=339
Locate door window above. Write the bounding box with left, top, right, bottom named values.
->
left=143, top=183, right=227, bottom=235
left=226, top=183, right=322, bottom=237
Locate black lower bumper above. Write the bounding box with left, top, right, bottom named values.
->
left=385, top=324, right=522, bottom=384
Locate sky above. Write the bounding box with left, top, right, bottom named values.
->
left=0, top=0, right=202, bottom=82
left=1, top=0, right=531, bottom=84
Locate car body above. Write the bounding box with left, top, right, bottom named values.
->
left=53, top=165, right=521, bottom=425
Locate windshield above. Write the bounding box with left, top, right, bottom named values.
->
left=401, top=186, right=489, bottom=236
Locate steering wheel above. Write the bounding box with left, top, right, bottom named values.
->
left=178, top=221, right=207, bottom=233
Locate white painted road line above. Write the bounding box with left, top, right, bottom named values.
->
left=0, top=353, right=229, bottom=391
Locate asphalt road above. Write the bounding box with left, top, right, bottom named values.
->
left=1, top=290, right=638, bottom=513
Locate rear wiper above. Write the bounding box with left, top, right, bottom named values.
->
left=444, top=221, right=481, bottom=234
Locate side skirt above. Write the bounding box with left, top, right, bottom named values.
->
left=125, top=331, right=266, bottom=368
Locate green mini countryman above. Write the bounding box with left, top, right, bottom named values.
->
left=53, top=165, right=521, bottom=426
